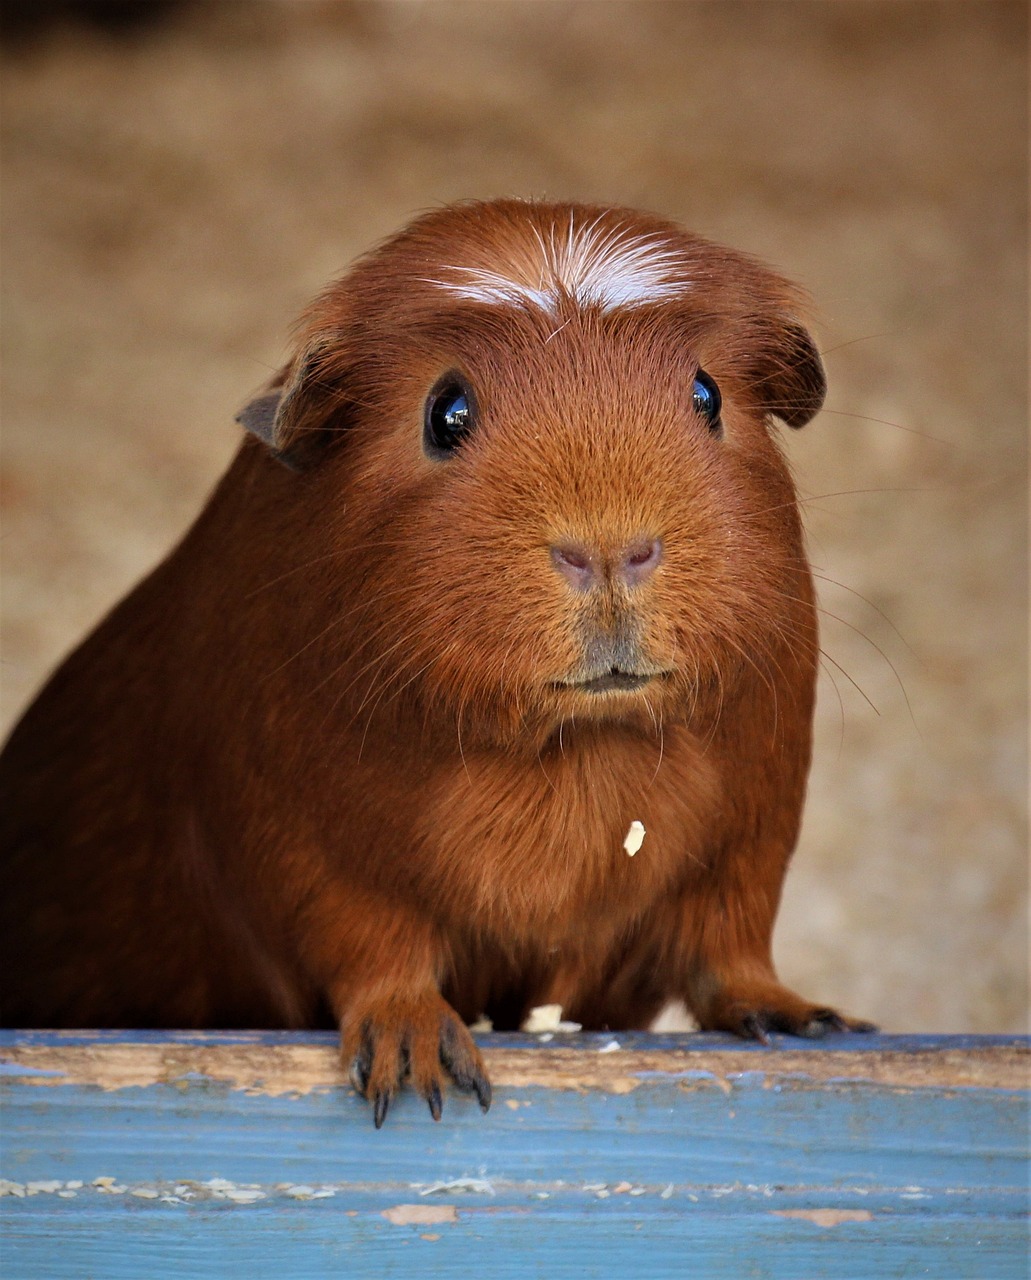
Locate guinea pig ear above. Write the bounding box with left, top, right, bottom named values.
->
left=758, top=322, right=827, bottom=429
left=235, top=341, right=344, bottom=471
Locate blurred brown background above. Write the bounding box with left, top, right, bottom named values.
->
left=1, top=0, right=1026, bottom=1032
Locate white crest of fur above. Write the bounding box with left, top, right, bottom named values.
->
left=427, top=214, right=690, bottom=314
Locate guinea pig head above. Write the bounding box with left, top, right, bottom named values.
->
left=238, top=201, right=826, bottom=750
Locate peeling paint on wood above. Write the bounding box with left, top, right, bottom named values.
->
left=2, top=1031, right=1026, bottom=1093
left=2, top=1032, right=1027, bottom=1279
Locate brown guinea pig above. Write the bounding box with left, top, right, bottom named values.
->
left=0, top=199, right=873, bottom=1125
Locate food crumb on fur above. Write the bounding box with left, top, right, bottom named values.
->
left=623, top=820, right=645, bottom=856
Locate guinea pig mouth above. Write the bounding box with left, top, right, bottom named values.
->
left=555, top=669, right=665, bottom=695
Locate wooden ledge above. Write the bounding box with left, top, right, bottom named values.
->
left=1, top=1029, right=1027, bottom=1094
left=2, top=1032, right=1027, bottom=1280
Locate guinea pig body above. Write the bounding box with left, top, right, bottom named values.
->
left=0, top=200, right=872, bottom=1123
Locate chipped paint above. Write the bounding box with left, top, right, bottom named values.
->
left=1, top=1040, right=1026, bottom=1096
left=773, top=1209, right=874, bottom=1227
left=381, top=1204, right=458, bottom=1226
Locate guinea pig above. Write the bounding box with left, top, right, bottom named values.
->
left=0, top=198, right=874, bottom=1126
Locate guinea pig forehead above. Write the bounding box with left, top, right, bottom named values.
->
left=412, top=208, right=694, bottom=316
left=397, top=303, right=716, bottom=408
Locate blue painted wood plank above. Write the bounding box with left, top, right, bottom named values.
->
left=2, top=1073, right=1026, bottom=1191
left=2, top=1192, right=1027, bottom=1280
left=2, top=1033, right=1027, bottom=1279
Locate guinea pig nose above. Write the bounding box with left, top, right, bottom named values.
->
left=550, top=539, right=663, bottom=590
left=550, top=542, right=598, bottom=591
left=618, top=538, right=663, bottom=587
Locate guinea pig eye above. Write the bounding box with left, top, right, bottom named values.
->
left=424, top=375, right=476, bottom=458
left=691, top=369, right=722, bottom=434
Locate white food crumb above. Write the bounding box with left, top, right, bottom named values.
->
left=521, top=1004, right=581, bottom=1033
left=623, top=820, right=646, bottom=856
left=598, top=1040, right=621, bottom=1053
left=418, top=1176, right=495, bottom=1197
left=224, top=1188, right=266, bottom=1203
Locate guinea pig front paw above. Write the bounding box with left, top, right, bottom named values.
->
left=342, top=990, right=492, bottom=1128
left=702, top=982, right=877, bottom=1045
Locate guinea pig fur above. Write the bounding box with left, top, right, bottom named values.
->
left=0, top=199, right=874, bottom=1125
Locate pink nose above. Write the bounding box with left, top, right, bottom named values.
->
left=550, top=538, right=663, bottom=591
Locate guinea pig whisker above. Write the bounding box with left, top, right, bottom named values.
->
left=813, top=604, right=915, bottom=728
left=648, top=708, right=666, bottom=787
left=818, top=330, right=896, bottom=358
left=745, top=487, right=928, bottom=526
left=533, top=741, right=560, bottom=795
left=809, top=573, right=916, bottom=657
left=772, top=583, right=910, bottom=726
left=817, top=406, right=951, bottom=446
left=717, top=628, right=779, bottom=709
left=454, top=693, right=472, bottom=783
left=356, top=661, right=431, bottom=763
left=348, top=646, right=439, bottom=755
left=798, top=486, right=937, bottom=512
left=817, top=652, right=848, bottom=760
left=246, top=531, right=446, bottom=599
left=247, top=547, right=354, bottom=598
left=817, top=648, right=880, bottom=716
left=315, top=616, right=425, bottom=714
left=261, top=581, right=419, bottom=686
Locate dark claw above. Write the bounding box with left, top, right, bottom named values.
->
left=806, top=1009, right=879, bottom=1037
left=444, top=1059, right=493, bottom=1111
left=373, top=1089, right=391, bottom=1129
left=439, top=1020, right=492, bottom=1112
left=850, top=1019, right=879, bottom=1034
left=426, top=1081, right=443, bottom=1122
left=474, top=1073, right=492, bottom=1113
left=800, top=1009, right=840, bottom=1038
left=349, top=1039, right=372, bottom=1095
left=740, top=1011, right=771, bottom=1045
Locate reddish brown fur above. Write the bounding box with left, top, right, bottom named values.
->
left=0, top=200, right=872, bottom=1124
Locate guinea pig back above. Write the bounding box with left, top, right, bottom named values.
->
left=0, top=199, right=873, bottom=1125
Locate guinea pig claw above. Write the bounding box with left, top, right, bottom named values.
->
left=425, top=1081, right=443, bottom=1122
left=472, top=1073, right=492, bottom=1113
left=373, top=1089, right=391, bottom=1130
left=438, top=1018, right=493, bottom=1112
left=349, top=1046, right=372, bottom=1095
left=804, top=1009, right=879, bottom=1038
left=442, top=1053, right=492, bottom=1112
left=799, top=1009, right=839, bottom=1038
left=740, top=1012, right=772, bottom=1046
